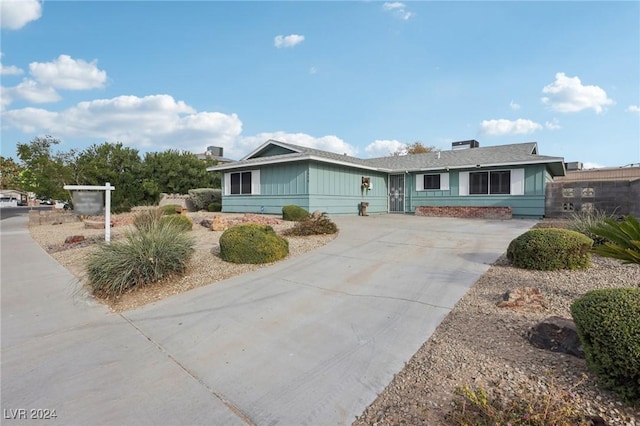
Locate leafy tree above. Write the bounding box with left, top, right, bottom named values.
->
left=16, top=135, right=73, bottom=200
left=143, top=150, right=219, bottom=194
left=0, top=156, right=23, bottom=190
left=392, top=141, right=436, bottom=156
left=75, top=142, right=150, bottom=213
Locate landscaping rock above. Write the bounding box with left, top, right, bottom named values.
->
left=64, top=235, right=85, bottom=244
left=528, top=316, right=584, bottom=358
left=497, top=287, right=546, bottom=310
left=211, top=216, right=228, bottom=231
left=200, top=218, right=214, bottom=229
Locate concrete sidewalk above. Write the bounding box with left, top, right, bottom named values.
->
left=1, top=214, right=533, bottom=425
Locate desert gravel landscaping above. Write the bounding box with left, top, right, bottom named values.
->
left=28, top=212, right=639, bottom=425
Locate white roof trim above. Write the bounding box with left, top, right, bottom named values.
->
left=208, top=154, right=386, bottom=172
left=402, top=158, right=565, bottom=173
left=240, top=139, right=301, bottom=161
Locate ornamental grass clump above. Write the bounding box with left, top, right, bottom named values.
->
left=506, top=228, right=593, bottom=270
left=448, top=375, right=592, bottom=426
left=219, top=224, right=288, bottom=264
left=160, top=213, right=193, bottom=231
left=86, top=216, right=195, bottom=296
left=158, top=204, right=183, bottom=215
left=570, top=288, right=640, bottom=404
left=569, top=208, right=617, bottom=245
left=282, top=212, right=338, bottom=236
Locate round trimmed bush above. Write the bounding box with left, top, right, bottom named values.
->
left=219, top=224, right=289, bottom=264
left=208, top=202, right=222, bottom=212
left=160, top=214, right=193, bottom=231
left=282, top=205, right=309, bottom=221
left=571, top=288, right=640, bottom=404
left=506, top=228, right=593, bottom=270
left=159, top=204, right=183, bottom=215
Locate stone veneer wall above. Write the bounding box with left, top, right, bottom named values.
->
left=415, top=206, right=512, bottom=220
left=28, top=210, right=80, bottom=226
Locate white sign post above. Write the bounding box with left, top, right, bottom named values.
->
left=63, top=182, right=115, bottom=243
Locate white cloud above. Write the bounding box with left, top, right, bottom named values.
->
left=382, top=2, right=414, bottom=20
left=509, top=100, right=521, bottom=110
left=0, top=53, right=23, bottom=76
left=541, top=72, right=614, bottom=113
left=582, top=162, right=604, bottom=169
left=1, top=94, right=243, bottom=153
left=3, top=79, right=61, bottom=105
left=626, top=105, right=640, bottom=114
left=309, top=66, right=318, bottom=75
left=29, top=55, right=107, bottom=90
left=274, top=34, right=305, bottom=48
left=2, top=55, right=108, bottom=108
left=0, top=0, right=42, bottom=30
left=544, top=118, right=561, bottom=130
left=364, top=139, right=406, bottom=157
left=480, top=118, right=543, bottom=136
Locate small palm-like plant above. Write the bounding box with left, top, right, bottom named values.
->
left=589, top=215, right=640, bottom=265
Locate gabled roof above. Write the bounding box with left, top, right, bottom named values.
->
left=208, top=140, right=566, bottom=176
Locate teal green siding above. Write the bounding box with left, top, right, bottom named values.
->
left=408, top=164, right=549, bottom=218
left=222, top=162, right=309, bottom=214
left=309, top=162, right=386, bottom=214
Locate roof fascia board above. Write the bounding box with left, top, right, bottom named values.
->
left=399, top=158, right=565, bottom=173
left=208, top=154, right=388, bottom=172
left=241, top=139, right=302, bottom=161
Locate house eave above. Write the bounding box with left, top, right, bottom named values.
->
left=395, top=158, right=566, bottom=176
left=208, top=154, right=389, bottom=172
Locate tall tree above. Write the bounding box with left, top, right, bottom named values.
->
left=0, top=156, right=23, bottom=190
left=16, top=135, right=73, bottom=200
left=75, top=142, right=150, bottom=212
left=143, top=150, right=219, bottom=194
left=392, top=142, right=436, bottom=156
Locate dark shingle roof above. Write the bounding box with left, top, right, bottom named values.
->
left=208, top=140, right=565, bottom=176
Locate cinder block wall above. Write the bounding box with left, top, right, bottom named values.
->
left=28, top=210, right=80, bottom=226
left=545, top=180, right=640, bottom=218
left=415, top=206, right=512, bottom=219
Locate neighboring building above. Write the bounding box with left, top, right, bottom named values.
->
left=207, top=139, right=566, bottom=218
left=196, top=146, right=235, bottom=164
left=545, top=165, right=640, bottom=218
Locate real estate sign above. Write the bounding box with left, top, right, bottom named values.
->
left=72, top=191, right=104, bottom=215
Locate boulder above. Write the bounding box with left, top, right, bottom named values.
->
left=497, top=287, right=545, bottom=310
left=200, top=218, right=214, bottom=229
left=528, top=316, right=584, bottom=358
left=64, top=235, right=85, bottom=244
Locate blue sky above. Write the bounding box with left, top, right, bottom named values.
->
left=1, top=0, right=639, bottom=168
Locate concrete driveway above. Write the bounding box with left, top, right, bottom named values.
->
left=1, top=214, right=534, bottom=425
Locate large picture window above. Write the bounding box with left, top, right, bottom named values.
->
left=227, top=170, right=259, bottom=195
left=459, top=168, right=524, bottom=196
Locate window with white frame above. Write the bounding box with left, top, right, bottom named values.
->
left=459, top=169, right=524, bottom=196
left=416, top=173, right=449, bottom=191
left=225, top=170, right=260, bottom=195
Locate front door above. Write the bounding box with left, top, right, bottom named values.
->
left=389, top=174, right=405, bottom=213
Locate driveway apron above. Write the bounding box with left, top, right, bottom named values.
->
left=1, top=214, right=534, bottom=425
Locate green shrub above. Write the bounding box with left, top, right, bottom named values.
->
left=86, top=219, right=195, bottom=296
left=160, top=214, right=193, bottom=231
left=570, top=288, right=640, bottom=404
left=189, top=188, right=222, bottom=211
left=506, top=228, right=593, bottom=270
left=207, top=202, right=222, bottom=212
left=282, top=205, right=309, bottom=222
left=219, top=224, right=289, bottom=264
left=448, top=376, right=591, bottom=426
left=282, top=212, right=338, bottom=236
left=569, top=209, right=616, bottom=245
left=589, top=215, right=640, bottom=265
left=159, top=204, right=183, bottom=215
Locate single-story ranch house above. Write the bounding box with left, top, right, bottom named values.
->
left=207, top=139, right=566, bottom=219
